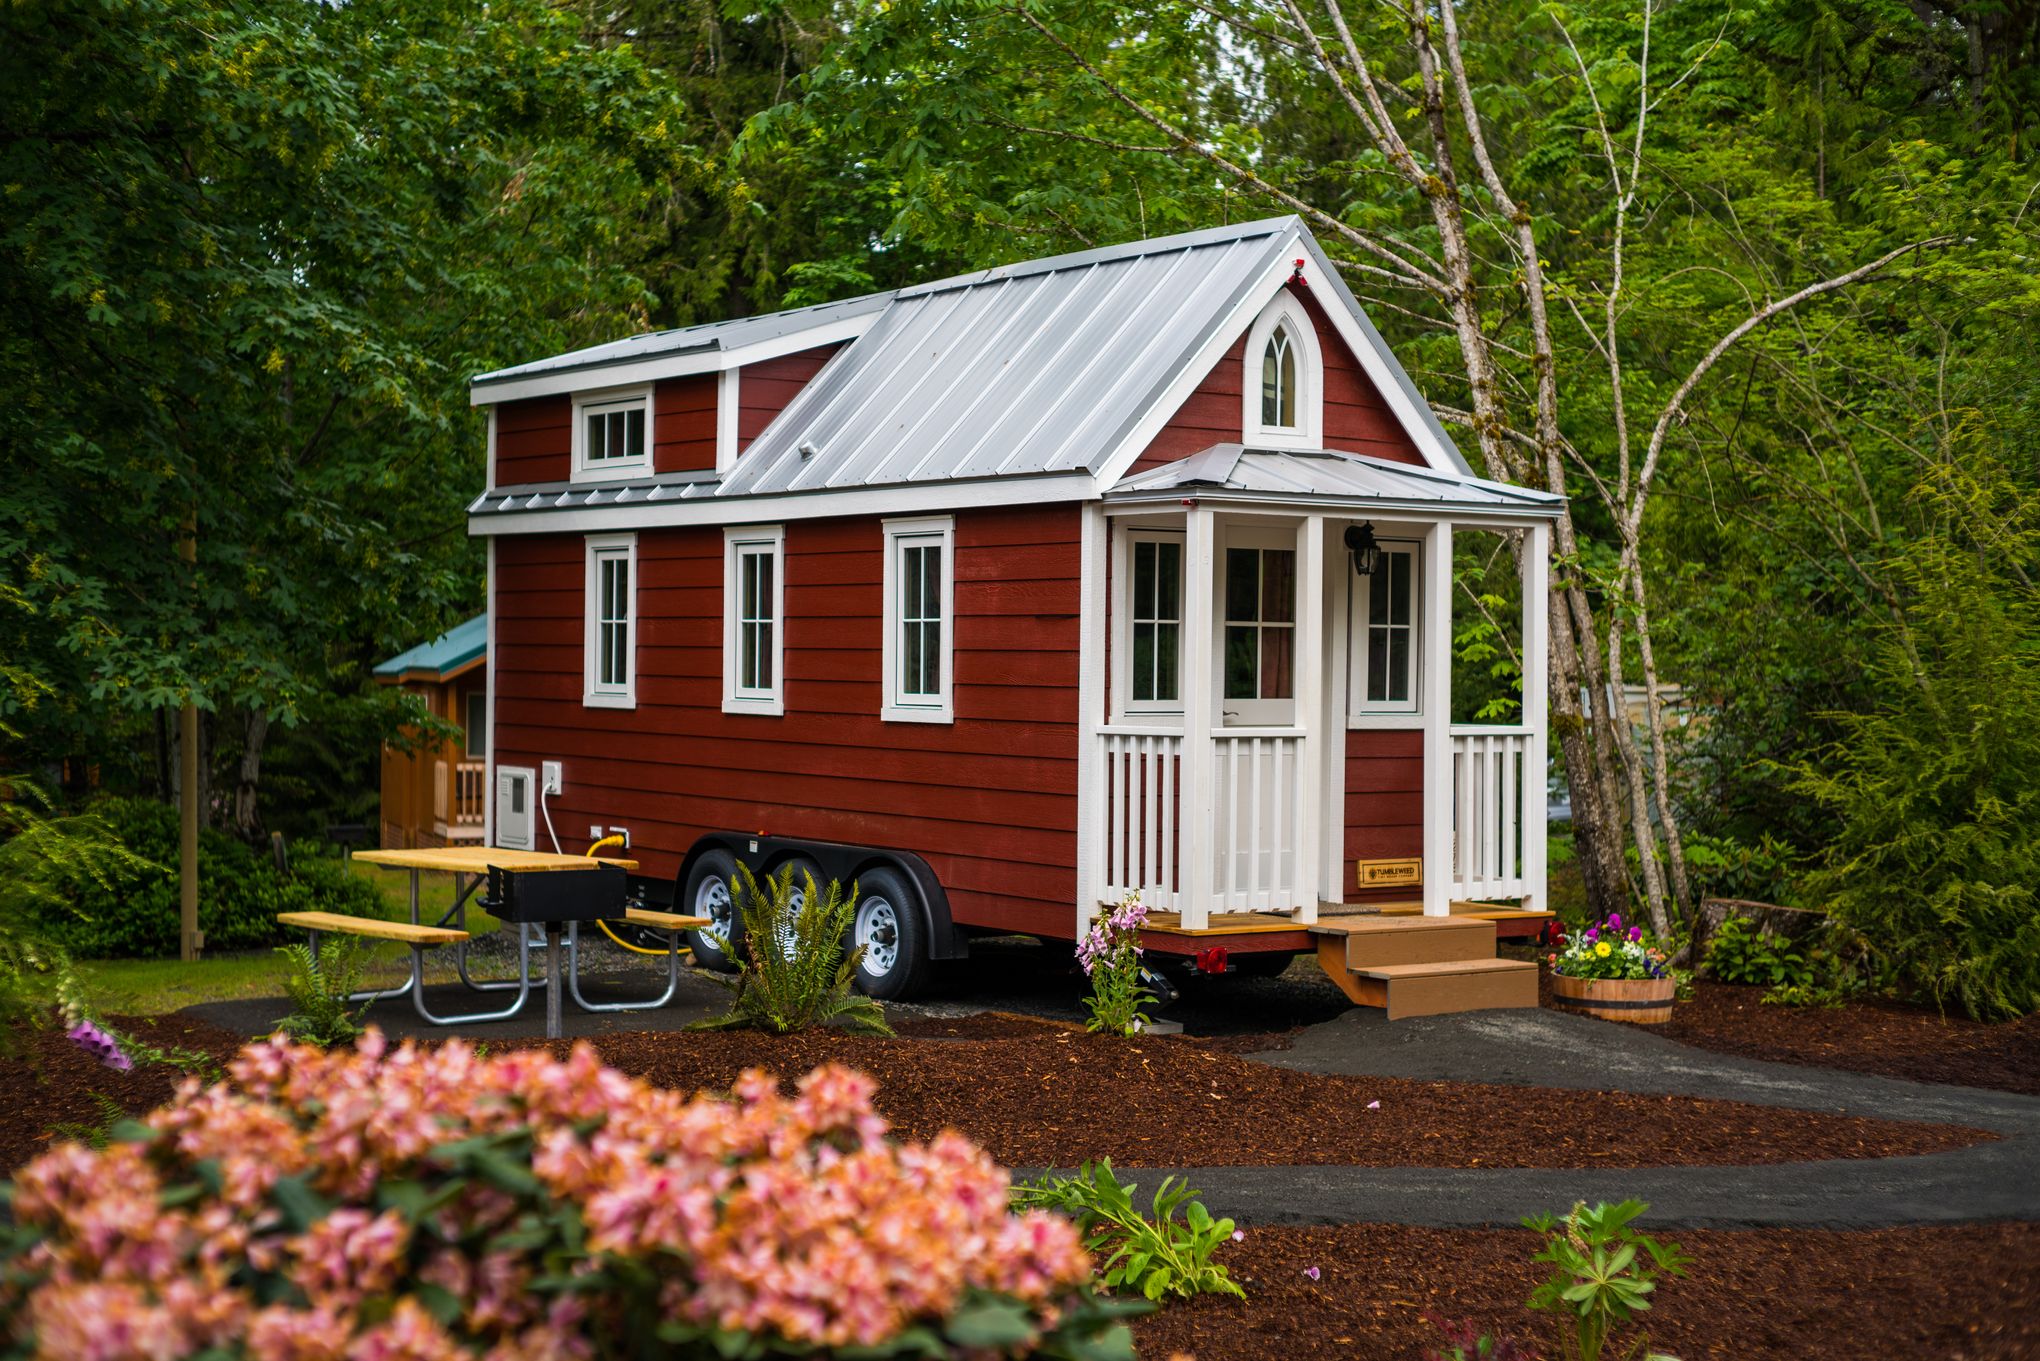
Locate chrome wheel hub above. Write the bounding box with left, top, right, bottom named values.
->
left=856, top=897, right=900, bottom=976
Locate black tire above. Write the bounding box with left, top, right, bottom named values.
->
left=846, top=866, right=931, bottom=1001
left=682, top=850, right=744, bottom=972
left=1230, top=951, right=1296, bottom=979
left=762, top=855, right=826, bottom=964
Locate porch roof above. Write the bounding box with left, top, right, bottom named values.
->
left=373, top=613, right=487, bottom=684
left=1103, top=444, right=1564, bottom=519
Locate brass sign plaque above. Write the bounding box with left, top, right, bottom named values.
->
left=1357, top=858, right=1423, bottom=888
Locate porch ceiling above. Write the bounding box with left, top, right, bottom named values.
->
left=1103, top=444, right=1563, bottom=519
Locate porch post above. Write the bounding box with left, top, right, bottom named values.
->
left=1421, top=521, right=1455, bottom=917
left=1292, top=515, right=1324, bottom=924
left=1075, top=502, right=1107, bottom=937
left=1179, top=503, right=1218, bottom=930
left=1520, top=520, right=1550, bottom=913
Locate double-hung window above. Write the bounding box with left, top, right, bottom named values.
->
left=723, top=525, right=785, bottom=715
left=1352, top=541, right=1420, bottom=715
left=1121, top=530, right=1183, bottom=714
left=583, top=534, right=636, bottom=708
left=882, top=517, right=954, bottom=723
left=572, top=387, right=651, bottom=482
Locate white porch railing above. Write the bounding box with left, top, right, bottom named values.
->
left=1212, top=731, right=1307, bottom=914
left=1450, top=726, right=1531, bottom=900
left=1099, top=730, right=1184, bottom=913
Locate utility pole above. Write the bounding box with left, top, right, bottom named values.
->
left=180, top=517, right=201, bottom=962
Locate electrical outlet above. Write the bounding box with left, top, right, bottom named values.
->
left=608, top=826, right=631, bottom=850
left=588, top=825, right=604, bottom=842
left=541, top=761, right=563, bottom=795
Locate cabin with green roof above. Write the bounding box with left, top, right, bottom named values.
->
left=373, top=614, right=488, bottom=849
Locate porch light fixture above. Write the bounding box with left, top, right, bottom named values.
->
left=1345, top=521, right=1382, bottom=577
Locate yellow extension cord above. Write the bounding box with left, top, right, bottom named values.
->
left=586, top=834, right=690, bottom=959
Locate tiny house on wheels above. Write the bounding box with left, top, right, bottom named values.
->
left=467, top=218, right=1562, bottom=1018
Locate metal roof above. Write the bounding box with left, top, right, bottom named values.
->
left=470, top=292, right=895, bottom=389
left=373, top=613, right=488, bottom=682
left=1106, top=445, right=1564, bottom=517
left=716, top=219, right=1302, bottom=497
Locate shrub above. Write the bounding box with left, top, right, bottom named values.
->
left=1523, top=1200, right=1688, bottom=1361
left=1078, top=893, right=1154, bottom=1036
left=694, top=861, right=892, bottom=1036
left=1702, top=915, right=1810, bottom=989
left=272, top=938, right=373, bottom=1048
left=1, top=1032, right=1137, bottom=1359
left=1014, top=1158, right=1243, bottom=1302
left=35, top=797, right=384, bottom=958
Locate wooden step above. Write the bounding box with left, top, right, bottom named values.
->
left=1312, top=916, right=1498, bottom=969
left=1366, top=958, right=1539, bottom=1020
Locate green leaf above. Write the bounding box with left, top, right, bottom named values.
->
left=946, top=1298, right=1038, bottom=1348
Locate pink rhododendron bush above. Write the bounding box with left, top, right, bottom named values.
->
left=0, top=1030, right=1137, bottom=1360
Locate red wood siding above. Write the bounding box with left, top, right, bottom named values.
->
left=1130, top=285, right=1425, bottom=472
left=655, top=374, right=717, bottom=472
left=738, top=344, right=841, bottom=452
left=494, top=395, right=571, bottom=485
left=1344, top=727, right=1424, bottom=901
left=491, top=504, right=1083, bottom=938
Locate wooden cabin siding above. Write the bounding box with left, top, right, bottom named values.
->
left=738, top=344, right=842, bottom=453
left=654, top=374, right=717, bottom=472
left=494, top=395, right=572, bottom=485
left=491, top=503, right=1083, bottom=937
left=1344, top=727, right=1424, bottom=900
left=1131, top=285, right=1425, bottom=473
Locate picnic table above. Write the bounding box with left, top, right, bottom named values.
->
left=291, top=846, right=704, bottom=1038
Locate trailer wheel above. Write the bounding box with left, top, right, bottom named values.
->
left=848, top=866, right=930, bottom=1001
left=683, top=850, right=744, bottom=972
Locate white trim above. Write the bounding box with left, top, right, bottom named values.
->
left=1242, top=293, right=1323, bottom=449
left=470, top=312, right=876, bottom=406
left=484, top=536, right=497, bottom=847
left=571, top=385, right=654, bottom=485
left=485, top=407, right=498, bottom=485
left=1114, top=526, right=1187, bottom=720
left=1420, top=522, right=1454, bottom=915
left=880, top=515, right=955, bottom=724
left=1348, top=539, right=1423, bottom=717
left=1520, top=521, right=1551, bottom=913
left=1293, top=514, right=1324, bottom=924
left=1075, top=503, right=1107, bottom=935
left=582, top=533, right=638, bottom=709
left=1178, top=505, right=1219, bottom=929
left=470, top=471, right=1098, bottom=538
left=495, top=765, right=534, bottom=851
left=721, top=524, right=785, bottom=716
left=1319, top=525, right=1347, bottom=902
left=717, top=368, right=741, bottom=473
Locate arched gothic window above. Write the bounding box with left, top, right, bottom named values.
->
left=1261, top=325, right=1297, bottom=428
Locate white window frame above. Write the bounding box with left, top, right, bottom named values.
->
left=1241, top=293, right=1323, bottom=450
left=881, top=515, right=954, bottom=724
left=1348, top=539, right=1422, bottom=719
left=722, top=524, right=785, bottom=715
left=571, top=384, right=653, bottom=484
left=583, top=533, right=637, bottom=709
left=1115, top=527, right=1186, bottom=719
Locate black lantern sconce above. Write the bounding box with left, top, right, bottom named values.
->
left=1344, top=521, right=1381, bottom=577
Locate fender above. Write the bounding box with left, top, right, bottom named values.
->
left=672, top=833, right=967, bottom=960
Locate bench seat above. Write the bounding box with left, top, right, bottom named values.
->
left=278, top=911, right=470, bottom=946
left=621, top=906, right=711, bottom=932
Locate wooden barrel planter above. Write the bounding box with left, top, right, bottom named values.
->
left=1549, top=974, right=1676, bottom=1024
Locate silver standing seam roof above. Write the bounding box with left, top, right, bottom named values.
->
left=1106, top=444, right=1564, bottom=518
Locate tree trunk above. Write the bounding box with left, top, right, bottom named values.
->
left=233, top=707, right=270, bottom=844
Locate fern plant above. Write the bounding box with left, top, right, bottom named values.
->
left=691, top=862, right=892, bottom=1036
left=1013, top=1158, right=1245, bottom=1302
left=272, top=937, right=373, bottom=1048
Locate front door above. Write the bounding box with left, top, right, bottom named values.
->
left=1221, top=528, right=1297, bottom=727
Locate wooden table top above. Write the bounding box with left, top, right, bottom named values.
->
left=352, top=847, right=640, bottom=874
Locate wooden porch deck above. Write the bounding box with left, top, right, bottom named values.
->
left=1138, top=901, right=1555, bottom=938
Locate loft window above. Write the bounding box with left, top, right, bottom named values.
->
left=1352, top=541, right=1420, bottom=715
left=882, top=516, right=954, bottom=723
left=723, top=525, right=785, bottom=714
left=1261, top=325, right=1297, bottom=428
left=1123, top=531, right=1183, bottom=712
left=583, top=534, right=636, bottom=708
left=572, top=387, right=652, bottom=482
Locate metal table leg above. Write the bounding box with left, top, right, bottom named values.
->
left=444, top=873, right=545, bottom=994
left=412, top=930, right=534, bottom=1026
left=345, top=868, right=422, bottom=1004
left=544, top=926, right=563, bottom=1039
left=564, top=921, right=681, bottom=1012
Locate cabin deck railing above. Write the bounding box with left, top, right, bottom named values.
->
left=1098, top=730, right=1184, bottom=915
left=1449, top=725, right=1531, bottom=901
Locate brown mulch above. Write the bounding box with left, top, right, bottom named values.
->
left=0, top=1014, right=244, bottom=1174
left=543, top=1021, right=1987, bottom=1170
left=1135, top=1220, right=2040, bottom=1360
left=1655, top=981, right=2040, bottom=1097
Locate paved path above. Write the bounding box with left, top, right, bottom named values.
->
left=1143, top=1007, right=2040, bottom=1229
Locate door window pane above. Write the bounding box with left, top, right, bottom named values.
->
left=1223, top=546, right=1297, bottom=702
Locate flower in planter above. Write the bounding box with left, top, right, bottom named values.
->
left=1551, top=913, right=1673, bottom=982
